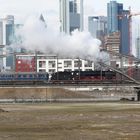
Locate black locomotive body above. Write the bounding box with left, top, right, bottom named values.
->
left=51, top=70, right=116, bottom=84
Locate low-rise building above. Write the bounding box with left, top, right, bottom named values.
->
left=15, top=54, right=36, bottom=72
left=15, top=54, right=94, bottom=74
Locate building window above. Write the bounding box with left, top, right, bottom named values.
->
left=64, top=69, right=72, bottom=72
left=39, top=61, right=46, bottom=68
left=74, top=60, right=82, bottom=67
left=85, top=69, right=92, bottom=71
left=49, top=69, right=56, bottom=73
left=48, top=61, right=56, bottom=68
left=84, top=61, right=92, bottom=67
left=64, top=61, right=72, bottom=68
left=39, top=69, right=46, bottom=72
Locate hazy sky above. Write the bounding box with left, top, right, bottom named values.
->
left=0, top=0, right=139, bottom=54
left=0, top=0, right=140, bottom=24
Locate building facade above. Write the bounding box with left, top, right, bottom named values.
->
left=119, top=10, right=130, bottom=55
left=2, top=15, right=14, bottom=45
left=60, top=0, right=83, bottom=34
left=105, top=32, right=120, bottom=60
left=0, top=15, right=15, bottom=71
left=15, top=54, right=36, bottom=72
left=107, top=0, right=130, bottom=55
left=107, top=1, right=123, bottom=34
left=15, top=54, right=94, bottom=74
left=37, top=56, right=94, bottom=74
left=4, top=16, right=15, bottom=70
left=136, top=37, right=140, bottom=59
left=88, top=16, right=107, bottom=47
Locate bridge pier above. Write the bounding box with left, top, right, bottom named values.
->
left=137, top=91, right=140, bottom=101
left=134, top=87, right=140, bottom=101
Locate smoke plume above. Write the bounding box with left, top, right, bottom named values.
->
left=16, top=15, right=106, bottom=61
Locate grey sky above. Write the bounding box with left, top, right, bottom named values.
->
left=0, top=0, right=140, bottom=23
left=0, top=0, right=139, bottom=54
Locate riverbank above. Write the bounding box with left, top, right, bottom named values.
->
left=0, top=103, right=140, bottom=140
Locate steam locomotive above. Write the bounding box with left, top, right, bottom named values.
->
left=0, top=70, right=116, bottom=85
left=51, top=70, right=116, bottom=84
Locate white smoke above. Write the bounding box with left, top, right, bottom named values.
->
left=16, top=15, right=103, bottom=61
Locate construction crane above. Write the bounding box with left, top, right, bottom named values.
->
left=128, top=7, right=140, bottom=77
left=118, top=7, right=140, bottom=77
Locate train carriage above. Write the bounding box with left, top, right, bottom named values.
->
left=0, top=72, right=49, bottom=85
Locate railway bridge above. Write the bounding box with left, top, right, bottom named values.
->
left=0, top=83, right=139, bottom=102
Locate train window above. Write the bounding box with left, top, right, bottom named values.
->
left=29, top=74, right=33, bottom=78
left=18, top=75, right=22, bottom=78
left=23, top=75, right=26, bottom=78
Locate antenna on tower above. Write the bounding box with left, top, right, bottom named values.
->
left=39, top=14, right=47, bottom=28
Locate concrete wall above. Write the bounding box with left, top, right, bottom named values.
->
left=0, top=86, right=137, bottom=101
left=0, top=87, right=91, bottom=99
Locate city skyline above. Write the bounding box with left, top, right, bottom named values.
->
left=0, top=0, right=140, bottom=24
left=60, top=0, right=83, bottom=34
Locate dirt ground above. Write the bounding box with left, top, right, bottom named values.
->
left=0, top=102, right=140, bottom=140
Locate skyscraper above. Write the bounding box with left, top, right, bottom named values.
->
left=88, top=16, right=107, bottom=38
left=107, top=1, right=123, bottom=34
left=2, top=15, right=14, bottom=45
left=107, top=0, right=130, bottom=55
left=0, top=15, right=15, bottom=71
left=119, top=10, right=130, bottom=55
left=136, top=37, right=140, bottom=59
left=60, top=0, right=83, bottom=34
left=4, top=16, right=15, bottom=70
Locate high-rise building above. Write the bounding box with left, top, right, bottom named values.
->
left=5, top=16, right=14, bottom=70
left=119, top=10, right=130, bottom=55
left=107, top=1, right=123, bottom=34
left=107, top=0, right=130, bottom=55
left=105, top=32, right=120, bottom=54
left=136, top=37, right=140, bottom=59
left=60, top=0, right=83, bottom=34
left=2, top=15, right=14, bottom=45
left=0, top=21, right=4, bottom=71
left=88, top=17, right=98, bottom=38
left=0, top=15, right=15, bottom=46
left=105, top=31, right=121, bottom=67
left=88, top=16, right=107, bottom=39
left=0, top=15, right=15, bottom=70
left=0, top=22, right=3, bottom=45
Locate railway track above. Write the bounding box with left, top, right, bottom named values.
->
left=0, top=80, right=138, bottom=87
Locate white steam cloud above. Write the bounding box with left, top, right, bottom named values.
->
left=16, top=16, right=106, bottom=61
